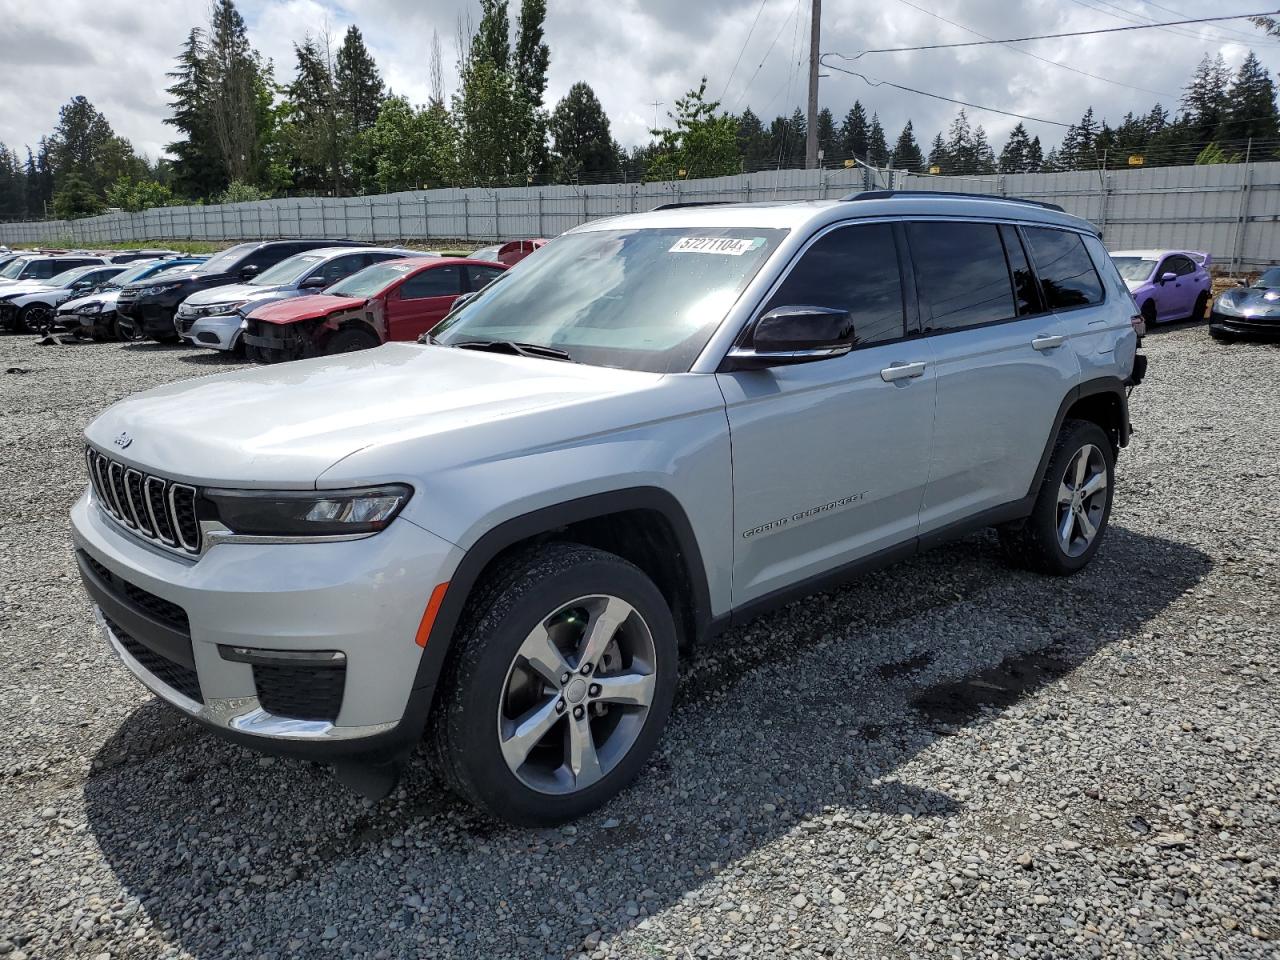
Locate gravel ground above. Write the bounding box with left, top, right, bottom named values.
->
left=0, top=324, right=1277, bottom=960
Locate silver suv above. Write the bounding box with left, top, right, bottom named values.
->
left=71, top=192, right=1145, bottom=824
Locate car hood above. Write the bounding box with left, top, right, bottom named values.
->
left=62, top=289, right=121, bottom=311
left=183, top=281, right=290, bottom=307
left=1215, top=286, right=1280, bottom=317
left=248, top=294, right=366, bottom=324
left=84, top=343, right=664, bottom=487
left=0, top=280, right=55, bottom=299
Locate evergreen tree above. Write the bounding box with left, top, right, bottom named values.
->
left=765, top=115, right=790, bottom=169
left=282, top=36, right=339, bottom=192
left=927, top=132, right=948, bottom=171
left=785, top=107, right=807, bottom=168
left=944, top=109, right=979, bottom=171
left=205, top=0, right=273, bottom=186
left=0, top=147, right=26, bottom=219
left=1027, top=135, right=1043, bottom=171
left=1181, top=53, right=1231, bottom=146
left=816, top=107, right=836, bottom=163
left=52, top=171, right=102, bottom=219
left=1057, top=107, right=1100, bottom=169
left=736, top=108, right=769, bottom=171
left=889, top=121, right=923, bottom=170
left=1218, top=51, right=1279, bottom=146
left=549, top=82, right=617, bottom=180
left=839, top=100, right=869, bottom=159
left=999, top=122, right=1037, bottom=173
left=335, top=26, right=386, bottom=191
left=867, top=113, right=889, bottom=166
left=165, top=28, right=224, bottom=199
left=512, top=0, right=551, bottom=180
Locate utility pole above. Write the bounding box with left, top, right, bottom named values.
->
left=650, top=100, right=665, bottom=133
left=805, top=0, right=821, bottom=169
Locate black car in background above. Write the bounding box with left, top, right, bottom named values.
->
left=116, top=239, right=370, bottom=342
left=1210, top=266, right=1280, bottom=342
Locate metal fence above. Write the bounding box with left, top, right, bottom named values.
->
left=3, top=160, right=1278, bottom=269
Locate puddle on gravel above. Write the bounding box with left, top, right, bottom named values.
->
left=912, top=648, right=1071, bottom=727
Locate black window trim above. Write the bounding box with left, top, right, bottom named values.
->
left=1019, top=222, right=1109, bottom=316
left=900, top=218, right=1030, bottom=339
left=734, top=218, right=912, bottom=355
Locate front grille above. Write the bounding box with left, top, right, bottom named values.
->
left=103, top=613, right=203, bottom=703
left=81, top=552, right=190, bottom=633
left=86, top=447, right=202, bottom=555
left=253, top=662, right=346, bottom=722
left=177, top=317, right=196, bottom=334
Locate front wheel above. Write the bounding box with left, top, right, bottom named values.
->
left=323, top=327, right=380, bottom=355
left=430, top=543, right=678, bottom=825
left=999, top=419, right=1115, bottom=576
left=17, top=304, right=52, bottom=335
left=1188, top=291, right=1208, bottom=323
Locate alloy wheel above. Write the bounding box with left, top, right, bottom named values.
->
left=1056, top=443, right=1108, bottom=557
left=498, top=594, right=657, bottom=795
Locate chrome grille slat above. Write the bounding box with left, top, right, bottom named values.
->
left=85, top=447, right=202, bottom=556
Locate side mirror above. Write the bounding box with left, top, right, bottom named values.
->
left=299, top=274, right=328, bottom=289
left=724, top=305, right=855, bottom=370
left=444, top=290, right=479, bottom=318
left=240, top=264, right=260, bottom=280
left=1160, top=272, right=1177, bottom=284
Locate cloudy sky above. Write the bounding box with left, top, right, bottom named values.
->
left=0, top=0, right=1277, bottom=163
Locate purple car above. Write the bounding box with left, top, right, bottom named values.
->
left=1110, top=249, right=1212, bottom=326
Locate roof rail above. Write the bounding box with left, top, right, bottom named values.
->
left=652, top=201, right=738, bottom=211
left=841, top=189, right=1064, bottom=213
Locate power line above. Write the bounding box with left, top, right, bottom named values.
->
left=1064, top=0, right=1236, bottom=44
left=821, top=61, right=1073, bottom=127
left=826, top=9, right=1280, bottom=58
left=719, top=0, right=771, bottom=104
left=732, top=0, right=802, bottom=111
left=891, top=0, right=1178, bottom=99
left=1137, top=0, right=1280, bottom=43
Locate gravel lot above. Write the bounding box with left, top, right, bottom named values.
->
left=0, top=324, right=1277, bottom=960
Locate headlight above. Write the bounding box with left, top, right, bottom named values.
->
left=202, top=484, right=413, bottom=537
left=76, top=302, right=102, bottom=314
left=139, top=282, right=185, bottom=297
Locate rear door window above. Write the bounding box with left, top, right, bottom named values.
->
left=907, top=221, right=1016, bottom=332
left=400, top=266, right=462, bottom=300
left=1023, top=227, right=1105, bottom=309
left=764, top=222, right=905, bottom=347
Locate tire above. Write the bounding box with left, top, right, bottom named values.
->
left=1209, top=327, right=1236, bottom=343
left=16, top=303, right=52, bottom=335
left=999, top=419, right=1115, bottom=576
left=323, top=327, right=380, bottom=355
left=429, top=542, right=678, bottom=825
left=1188, top=291, right=1208, bottom=323
left=113, top=316, right=144, bottom=342
left=1140, top=299, right=1157, bottom=328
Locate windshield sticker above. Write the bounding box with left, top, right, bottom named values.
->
left=669, top=237, right=765, bottom=256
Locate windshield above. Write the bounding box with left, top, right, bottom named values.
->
left=1111, top=257, right=1156, bottom=282
left=48, top=265, right=98, bottom=287
left=107, top=261, right=165, bottom=288
left=0, top=258, right=31, bottom=279
left=199, top=242, right=259, bottom=275
left=1255, top=267, right=1280, bottom=289
left=250, top=253, right=324, bottom=287
left=326, top=261, right=416, bottom=298
left=435, top=227, right=783, bottom=373
left=433, top=228, right=787, bottom=372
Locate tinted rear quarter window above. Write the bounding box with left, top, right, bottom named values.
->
left=766, top=222, right=904, bottom=347
left=1024, top=227, right=1104, bottom=309
left=908, top=221, right=1015, bottom=331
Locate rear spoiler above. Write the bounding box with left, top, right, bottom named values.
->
left=1187, top=252, right=1212, bottom=268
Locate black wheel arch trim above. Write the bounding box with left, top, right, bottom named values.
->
left=1027, top=376, right=1130, bottom=500
left=396, top=487, right=714, bottom=747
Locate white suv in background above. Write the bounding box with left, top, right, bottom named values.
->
left=72, top=192, right=1144, bottom=824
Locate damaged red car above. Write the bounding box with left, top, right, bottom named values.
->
left=241, top=257, right=507, bottom=362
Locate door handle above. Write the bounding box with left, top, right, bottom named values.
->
left=1031, top=334, right=1066, bottom=351
left=880, top=361, right=927, bottom=382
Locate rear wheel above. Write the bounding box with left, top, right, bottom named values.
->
left=1188, top=291, right=1208, bottom=322
left=1140, top=299, right=1157, bottom=328
left=430, top=543, right=678, bottom=825
left=999, top=419, right=1114, bottom=576
left=323, top=327, right=380, bottom=355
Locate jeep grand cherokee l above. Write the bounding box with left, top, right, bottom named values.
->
left=116, top=239, right=368, bottom=342
left=72, top=192, right=1144, bottom=824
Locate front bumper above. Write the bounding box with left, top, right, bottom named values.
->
left=1209, top=310, right=1280, bottom=338
left=118, top=297, right=180, bottom=337
left=181, top=313, right=243, bottom=350
left=70, top=489, right=462, bottom=759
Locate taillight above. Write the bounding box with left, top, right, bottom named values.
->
left=1130, top=313, right=1146, bottom=339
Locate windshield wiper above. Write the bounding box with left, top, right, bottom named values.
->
left=451, top=340, right=576, bottom=362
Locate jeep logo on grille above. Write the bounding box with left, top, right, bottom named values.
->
left=113, top=432, right=133, bottom=449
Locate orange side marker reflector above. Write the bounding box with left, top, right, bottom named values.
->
left=415, top=582, right=450, bottom=647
